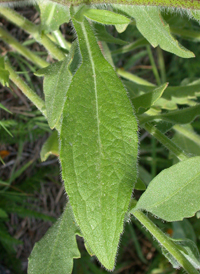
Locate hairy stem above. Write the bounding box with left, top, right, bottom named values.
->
left=133, top=210, right=200, bottom=274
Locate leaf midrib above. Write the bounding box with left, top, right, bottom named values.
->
left=81, top=21, right=102, bottom=197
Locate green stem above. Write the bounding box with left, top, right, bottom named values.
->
left=0, top=26, right=49, bottom=68
left=0, top=7, right=65, bottom=61
left=0, top=0, right=200, bottom=10
left=157, top=47, right=166, bottom=83
left=133, top=210, right=200, bottom=274
left=52, top=30, right=71, bottom=51
left=144, top=122, right=188, bottom=161
left=5, top=61, right=47, bottom=117
left=147, top=45, right=161, bottom=86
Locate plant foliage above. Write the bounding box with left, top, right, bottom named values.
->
left=0, top=1, right=200, bottom=274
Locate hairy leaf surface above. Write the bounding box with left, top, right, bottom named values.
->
left=39, top=1, right=70, bottom=33
left=84, top=8, right=130, bottom=25
left=28, top=204, right=80, bottom=274
left=60, top=15, right=138, bottom=270
left=135, top=156, right=200, bottom=221
left=113, top=5, right=194, bottom=58
left=36, top=53, right=73, bottom=129
left=132, top=83, right=168, bottom=113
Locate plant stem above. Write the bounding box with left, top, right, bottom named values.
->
left=52, top=30, right=71, bottom=51
left=147, top=45, right=161, bottom=86
left=0, top=26, right=49, bottom=68
left=144, top=122, right=188, bottom=161
left=0, top=7, right=66, bottom=60
left=133, top=210, right=200, bottom=274
left=5, top=61, right=47, bottom=117
left=157, top=47, right=166, bottom=83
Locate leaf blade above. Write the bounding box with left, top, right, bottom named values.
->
left=28, top=204, right=80, bottom=274
left=135, top=156, right=200, bottom=221
left=113, top=5, right=194, bottom=58
left=60, top=15, right=138, bottom=270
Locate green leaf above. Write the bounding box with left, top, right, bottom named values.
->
left=172, top=129, right=200, bottom=157
left=139, top=104, right=200, bottom=125
left=40, top=131, right=59, bottom=162
left=163, top=84, right=200, bottom=100
left=113, top=5, right=194, bottom=58
left=135, top=178, right=146, bottom=190
left=132, top=83, right=168, bottom=113
left=115, top=23, right=129, bottom=33
left=39, top=1, right=70, bottom=33
left=0, top=57, right=9, bottom=87
left=135, top=156, right=200, bottom=221
left=172, top=219, right=196, bottom=243
left=28, top=204, right=80, bottom=274
left=60, top=14, right=138, bottom=270
left=0, top=102, right=12, bottom=114
left=93, top=23, right=129, bottom=45
left=0, top=208, right=8, bottom=218
left=84, top=9, right=130, bottom=25
left=112, top=38, right=149, bottom=55
left=36, top=51, right=73, bottom=129
left=162, top=238, right=200, bottom=270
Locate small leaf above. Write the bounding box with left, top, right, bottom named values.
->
left=36, top=49, right=73, bottom=129
left=135, top=178, right=146, bottom=190
left=39, top=2, right=70, bottom=33
left=162, top=238, right=200, bottom=270
left=28, top=203, right=80, bottom=274
left=40, top=131, right=59, bottom=162
left=93, top=23, right=129, bottom=45
left=84, top=9, right=130, bottom=25
left=139, top=104, right=200, bottom=125
left=132, top=83, right=168, bottom=113
left=113, top=5, right=194, bottom=58
left=135, top=156, right=200, bottom=222
left=60, top=14, right=138, bottom=270
left=115, top=23, right=129, bottom=33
